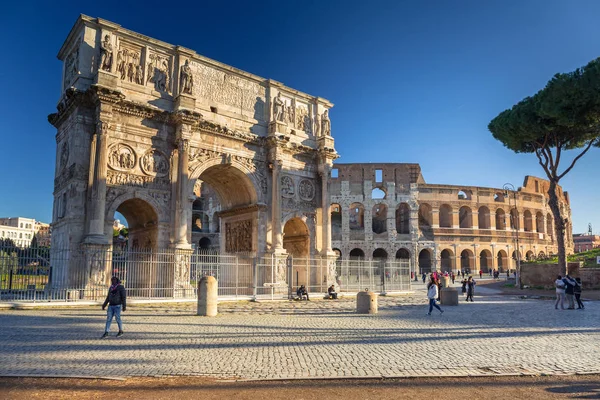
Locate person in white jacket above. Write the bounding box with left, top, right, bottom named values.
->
left=555, top=275, right=566, bottom=310
left=426, top=277, right=444, bottom=316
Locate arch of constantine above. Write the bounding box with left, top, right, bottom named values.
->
left=48, top=16, right=338, bottom=294
left=47, top=16, right=573, bottom=298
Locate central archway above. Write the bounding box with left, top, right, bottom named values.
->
left=283, top=218, right=309, bottom=257
left=190, top=162, right=261, bottom=254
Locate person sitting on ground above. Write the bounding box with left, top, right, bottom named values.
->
left=296, top=285, right=309, bottom=301
left=327, top=285, right=338, bottom=300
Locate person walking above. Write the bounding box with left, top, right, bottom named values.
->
left=461, top=279, right=467, bottom=296
left=101, top=276, right=126, bottom=338
left=422, top=272, right=426, bottom=284
left=451, top=272, right=456, bottom=285
left=466, top=276, right=475, bottom=302
left=574, top=277, right=584, bottom=309
left=479, top=270, right=483, bottom=279
left=563, top=275, right=576, bottom=310
left=426, top=276, right=444, bottom=316
left=554, top=275, right=566, bottom=310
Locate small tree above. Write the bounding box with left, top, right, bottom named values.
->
left=489, top=58, right=600, bottom=275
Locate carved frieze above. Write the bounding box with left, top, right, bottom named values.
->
left=116, top=43, right=143, bottom=84
left=107, top=170, right=170, bottom=190
left=140, top=149, right=169, bottom=177
left=191, top=62, right=266, bottom=117
left=147, top=52, right=171, bottom=93
left=188, top=148, right=221, bottom=164
left=225, top=219, right=252, bottom=253
left=282, top=197, right=317, bottom=212
left=108, top=143, right=136, bottom=171
left=148, top=191, right=170, bottom=208
left=298, top=179, right=315, bottom=201
left=281, top=175, right=295, bottom=198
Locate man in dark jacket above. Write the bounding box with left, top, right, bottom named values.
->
left=563, top=275, right=576, bottom=310
left=101, top=276, right=126, bottom=338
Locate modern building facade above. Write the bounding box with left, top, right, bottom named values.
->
left=0, top=217, right=49, bottom=248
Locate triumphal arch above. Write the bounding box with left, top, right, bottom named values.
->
left=48, top=16, right=338, bottom=294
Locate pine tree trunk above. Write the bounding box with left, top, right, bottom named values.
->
left=547, top=179, right=567, bottom=276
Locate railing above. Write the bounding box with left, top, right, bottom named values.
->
left=0, top=244, right=412, bottom=303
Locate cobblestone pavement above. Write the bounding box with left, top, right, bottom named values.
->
left=1, top=286, right=598, bottom=380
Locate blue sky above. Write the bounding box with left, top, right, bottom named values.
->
left=1, top=0, right=599, bottom=234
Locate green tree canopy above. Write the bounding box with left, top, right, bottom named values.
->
left=489, top=57, right=600, bottom=277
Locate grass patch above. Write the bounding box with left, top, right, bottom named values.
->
left=504, top=283, right=515, bottom=288
left=523, top=248, right=600, bottom=268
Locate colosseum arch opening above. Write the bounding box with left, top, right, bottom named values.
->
left=478, top=206, right=490, bottom=229
left=372, top=203, right=387, bottom=234
left=349, top=203, right=365, bottom=230
left=497, top=250, right=508, bottom=272
left=459, top=206, right=473, bottom=229
left=496, top=208, right=506, bottom=230
left=396, top=248, right=410, bottom=260
left=440, top=249, right=455, bottom=272
left=418, top=249, right=432, bottom=273
left=460, top=249, right=474, bottom=272
left=396, top=203, right=410, bottom=234
left=523, top=210, right=533, bottom=232
left=479, top=249, right=492, bottom=272
left=349, top=248, right=365, bottom=260
left=331, top=204, right=342, bottom=241
left=439, top=204, right=453, bottom=228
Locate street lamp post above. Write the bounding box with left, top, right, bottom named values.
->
left=503, top=183, right=521, bottom=289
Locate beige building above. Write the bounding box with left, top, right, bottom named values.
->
left=0, top=217, right=39, bottom=248
left=328, top=164, right=573, bottom=274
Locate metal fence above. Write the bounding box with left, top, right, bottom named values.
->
left=0, top=244, right=411, bottom=303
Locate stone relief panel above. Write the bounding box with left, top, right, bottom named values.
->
left=295, top=104, right=312, bottom=134
left=146, top=51, right=172, bottom=93
left=190, top=62, right=266, bottom=119
left=107, top=170, right=170, bottom=191
left=108, top=143, right=137, bottom=171
left=225, top=220, right=252, bottom=253
left=99, top=34, right=113, bottom=72
left=281, top=175, right=295, bottom=198
left=140, top=149, right=169, bottom=177
left=60, top=141, right=69, bottom=172
left=298, top=179, right=315, bottom=201
left=63, top=39, right=81, bottom=89
left=116, top=42, right=144, bottom=84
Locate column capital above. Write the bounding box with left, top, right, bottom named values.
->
left=176, top=137, right=190, bottom=152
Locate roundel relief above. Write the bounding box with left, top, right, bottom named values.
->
left=140, top=150, right=169, bottom=177
left=108, top=143, right=136, bottom=171
left=298, top=179, right=315, bottom=201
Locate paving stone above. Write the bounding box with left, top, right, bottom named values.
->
left=0, top=290, right=597, bottom=380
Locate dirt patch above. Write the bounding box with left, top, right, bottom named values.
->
left=2, top=375, right=600, bottom=400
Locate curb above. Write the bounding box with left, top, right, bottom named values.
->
left=0, top=374, right=125, bottom=381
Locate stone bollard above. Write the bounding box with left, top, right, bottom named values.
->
left=440, top=287, right=459, bottom=306
left=356, top=289, right=378, bottom=314
left=441, top=276, right=450, bottom=288
left=197, top=276, right=218, bottom=316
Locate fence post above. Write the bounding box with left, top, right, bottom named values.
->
left=252, top=256, right=257, bottom=300
left=235, top=255, right=239, bottom=298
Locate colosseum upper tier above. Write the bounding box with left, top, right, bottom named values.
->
left=329, top=163, right=573, bottom=274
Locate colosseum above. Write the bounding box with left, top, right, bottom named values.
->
left=329, top=163, right=573, bottom=274
left=193, top=163, right=574, bottom=274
